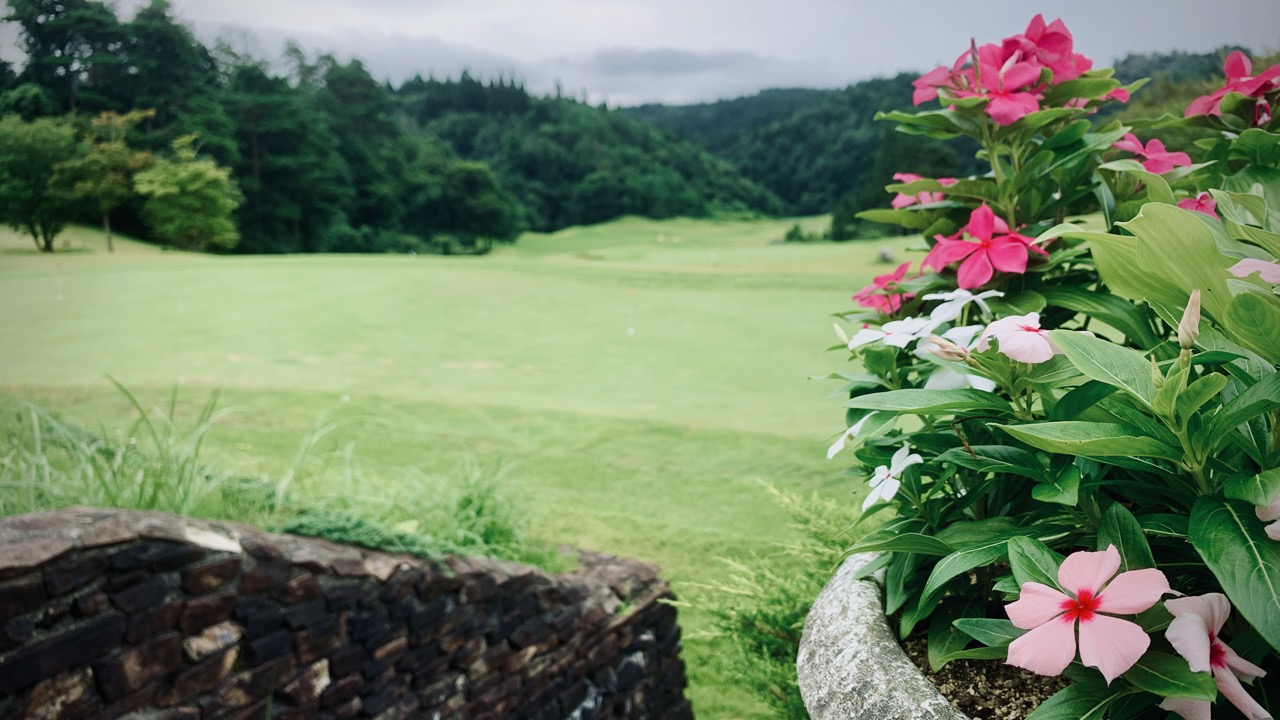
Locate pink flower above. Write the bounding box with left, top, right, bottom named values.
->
left=853, top=261, right=915, bottom=314
left=1177, top=192, right=1219, bottom=218
left=1006, top=14, right=1092, bottom=83
left=1187, top=51, right=1280, bottom=119
left=1005, top=545, right=1172, bottom=684
left=1230, top=258, right=1280, bottom=284
left=921, top=205, right=1042, bottom=289
left=953, top=43, right=1043, bottom=125
left=913, top=52, right=969, bottom=106
left=1113, top=133, right=1192, bottom=174
left=1161, top=594, right=1271, bottom=720
left=1258, top=489, right=1280, bottom=542
left=890, top=173, right=956, bottom=209
left=976, top=312, right=1058, bottom=363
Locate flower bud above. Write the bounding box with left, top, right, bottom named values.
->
left=1178, top=290, right=1201, bottom=350
left=926, top=335, right=969, bottom=362
left=833, top=322, right=850, bottom=346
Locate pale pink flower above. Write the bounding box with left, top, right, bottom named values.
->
left=853, top=261, right=915, bottom=314
left=1161, top=594, right=1271, bottom=720
left=862, top=443, right=921, bottom=511
left=1005, top=545, right=1171, bottom=684
left=1177, top=192, right=1219, bottom=219
left=1113, top=133, right=1192, bottom=174
left=976, top=312, right=1059, bottom=363
left=1230, top=258, right=1280, bottom=284
left=1258, top=489, right=1280, bottom=542
left=921, top=205, right=1044, bottom=289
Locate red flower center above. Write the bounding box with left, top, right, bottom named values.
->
left=1209, top=635, right=1227, bottom=669
left=1060, top=589, right=1102, bottom=622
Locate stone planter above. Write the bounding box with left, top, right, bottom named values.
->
left=797, top=553, right=968, bottom=720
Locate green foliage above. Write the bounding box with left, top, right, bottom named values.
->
left=134, top=134, right=241, bottom=251
left=54, top=109, right=155, bottom=251
left=0, top=113, right=79, bottom=251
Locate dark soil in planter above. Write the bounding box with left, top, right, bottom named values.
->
left=902, top=637, right=1068, bottom=720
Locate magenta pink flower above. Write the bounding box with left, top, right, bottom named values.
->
left=890, top=173, right=956, bottom=209
left=921, top=205, right=1043, bottom=289
left=975, top=312, right=1059, bottom=363
left=1230, top=258, right=1280, bottom=284
left=1005, top=545, right=1172, bottom=683
left=1187, top=51, right=1280, bottom=119
left=1005, top=14, right=1092, bottom=83
left=1177, top=192, right=1219, bottom=218
left=1161, top=594, right=1271, bottom=720
left=853, top=261, right=914, bottom=314
left=913, top=52, right=969, bottom=106
left=1113, top=133, right=1192, bottom=174
left=952, top=44, right=1043, bottom=125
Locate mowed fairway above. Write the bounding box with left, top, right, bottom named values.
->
left=0, top=218, right=913, bottom=718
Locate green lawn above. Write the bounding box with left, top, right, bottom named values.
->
left=0, top=217, right=914, bottom=718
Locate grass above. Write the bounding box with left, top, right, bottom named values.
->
left=0, top=216, right=916, bottom=718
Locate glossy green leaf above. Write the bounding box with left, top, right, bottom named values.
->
left=1175, top=373, right=1228, bottom=422
left=1032, top=465, right=1080, bottom=505
left=1122, top=204, right=1237, bottom=321
left=1050, top=381, right=1118, bottom=421
left=847, top=532, right=954, bottom=557
left=845, top=388, right=1013, bottom=415
left=1007, top=536, right=1064, bottom=588
left=928, top=596, right=982, bottom=671
left=1224, top=290, right=1280, bottom=365
left=995, top=421, right=1182, bottom=460
left=920, top=537, right=1009, bottom=603
left=1121, top=651, right=1217, bottom=701
left=1097, top=503, right=1155, bottom=570
left=1224, top=467, right=1280, bottom=507
left=1189, top=497, right=1280, bottom=653
left=1099, top=159, right=1175, bottom=204
left=953, top=618, right=1024, bottom=647
left=1026, top=679, right=1137, bottom=720
left=1229, top=128, right=1280, bottom=167
left=934, top=445, right=1045, bottom=480
left=1048, top=331, right=1156, bottom=407
left=1039, top=286, right=1161, bottom=349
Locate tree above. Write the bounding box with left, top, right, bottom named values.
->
left=4, top=0, right=124, bottom=113
left=133, top=135, right=242, bottom=251
left=0, top=114, right=79, bottom=252
left=55, top=109, right=155, bottom=252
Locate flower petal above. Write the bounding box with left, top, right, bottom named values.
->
left=987, top=237, right=1030, bottom=274
left=1222, top=643, right=1268, bottom=679
left=1006, top=582, right=1071, bottom=629
left=1214, top=665, right=1274, bottom=720
left=1096, top=568, right=1171, bottom=614
left=1165, top=611, right=1214, bottom=673
left=967, top=205, right=995, bottom=241
left=1006, top=616, right=1077, bottom=677
left=1078, top=614, right=1150, bottom=684
left=1231, top=258, right=1280, bottom=283
left=956, top=251, right=995, bottom=289
left=995, top=329, right=1056, bottom=364
left=1057, top=545, right=1121, bottom=598
left=1159, top=696, right=1211, bottom=720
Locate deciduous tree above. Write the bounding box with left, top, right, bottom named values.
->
left=55, top=109, right=155, bottom=252
left=133, top=135, right=242, bottom=251
left=0, top=114, right=79, bottom=252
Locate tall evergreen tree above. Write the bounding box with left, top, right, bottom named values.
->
left=4, top=0, right=124, bottom=113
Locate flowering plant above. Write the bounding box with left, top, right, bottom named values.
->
left=829, top=18, right=1280, bottom=719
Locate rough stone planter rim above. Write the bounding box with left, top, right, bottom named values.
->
left=797, top=552, right=970, bottom=720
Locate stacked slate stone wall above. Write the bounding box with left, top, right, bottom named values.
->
left=0, top=508, right=692, bottom=719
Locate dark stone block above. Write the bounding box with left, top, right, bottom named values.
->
left=0, top=613, right=125, bottom=692
left=35, top=594, right=74, bottom=628
left=0, top=573, right=46, bottom=617
left=180, top=590, right=237, bottom=634
left=124, top=601, right=182, bottom=643
left=324, top=583, right=362, bottom=612
left=181, top=556, right=241, bottom=594
left=320, top=673, right=362, bottom=707
left=150, top=544, right=206, bottom=572
left=94, top=631, right=183, bottom=701
left=327, top=645, right=367, bottom=678
left=378, top=572, right=417, bottom=604
left=242, top=629, right=293, bottom=665
left=386, top=596, right=419, bottom=622
left=510, top=617, right=550, bottom=649
left=212, top=656, right=293, bottom=713
left=295, top=615, right=346, bottom=665
left=1, top=616, right=33, bottom=651
left=156, top=647, right=238, bottom=707
left=408, top=596, right=452, bottom=635
left=331, top=696, right=362, bottom=719
left=347, top=608, right=390, bottom=643
left=359, top=684, right=398, bottom=716
left=239, top=560, right=291, bottom=595
left=235, top=595, right=284, bottom=639
left=109, top=544, right=157, bottom=572
left=20, top=667, right=98, bottom=720
left=44, top=553, right=107, bottom=597
left=102, top=569, right=148, bottom=593
left=281, top=572, right=321, bottom=603
left=459, top=574, right=498, bottom=604
left=96, top=680, right=159, bottom=718
left=110, top=576, right=169, bottom=614
left=283, top=598, right=328, bottom=629
left=73, top=589, right=109, bottom=618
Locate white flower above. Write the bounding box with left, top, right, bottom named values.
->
left=847, top=316, right=935, bottom=350
left=923, top=289, right=1004, bottom=324
left=827, top=412, right=877, bottom=459
left=918, top=325, right=997, bottom=392
left=862, top=443, right=923, bottom=511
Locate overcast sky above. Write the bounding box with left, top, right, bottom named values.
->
left=4, top=0, right=1280, bottom=106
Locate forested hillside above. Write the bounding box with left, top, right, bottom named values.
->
left=0, top=0, right=778, bottom=254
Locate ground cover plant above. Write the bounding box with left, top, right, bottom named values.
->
left=832, top=17, right=1280, bottom=718
left=0, top=213, right=877, bottom=718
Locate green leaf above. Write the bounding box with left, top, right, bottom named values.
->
left=928, top=596, right=981, bottom=671
left=1225, top=220, right=1280, bottom=257
left=995, top=421, right=1183, bottom=460
left=1175, top=373, right=1228, bottom=422
left=1042, top=77, right=1122, bottom=106
left=934, top=445, right=1045, bottom=480
left=1099, top=159, right=1176, bottom=204
left=1229, top=128, right=1280, bottom=167
left=1007, top=536, right=1064, bottom=589
left=1032, top=465, right=1080, bottom=505
left=1121, top=204, right=1237, bottom=322
left=1189, top=497, right=1280, bottom=653
left=1047, top=331, right=1156, bottom=407
left=847, top=532, right=954, bottom=557
left=1141, top=514, right=1189, bottom=538
left=1097, top=503, right=1155, bottom=570
left=921, top=537, right=1009, bottom=603
left=845, top=388, right=1014, bottom=415
left=953, top=618, right=1024, bottom=647
left=1121, top=651, right=1217, bottom=701
left=1026, top=679, right=1137, bottom=720
left=933, top=645, right=1009, bottom=664
left=1039, top=286, right=1161, bottom=349
left=1050, top=381, right=1118, bottom=421
left=1224, top=467, right=1280, bottom=507
left=1224, top=290, right=1280, bottom=365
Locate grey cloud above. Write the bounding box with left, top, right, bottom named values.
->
left=580, top=48, right=765, bottom=77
